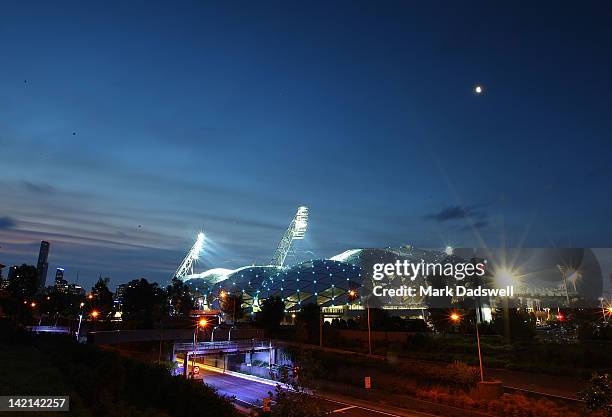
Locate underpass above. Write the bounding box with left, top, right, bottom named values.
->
left=179, top=357, right=431, bottom=417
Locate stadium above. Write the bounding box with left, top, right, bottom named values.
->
left=174, top=207, right=604, bottom=320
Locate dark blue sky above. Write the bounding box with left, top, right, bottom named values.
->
left=1, top=1, right=611, bottom=290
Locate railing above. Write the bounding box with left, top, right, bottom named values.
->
left=26, top=325, right=71, bottom=334
left=173, top=339, right=272, bottom=354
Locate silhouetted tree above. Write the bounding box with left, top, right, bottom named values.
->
left=578, top=373, right=612, bottom=414
left=122, top=278, right=168, bottom=327
left=166, top=278, right=193, bottom=316
left=492, top=308, right=536, bottom=340
left=7, top=264, right=38, bottom=300
left=257, top=296, right=284, bottom=331
left=296, top=303, right=320, bottom=343
left=220, top=292, right=244, bottom=323
left=39, top=287, right=83, bottom=319
left=91, top=277, right=114, bottom=318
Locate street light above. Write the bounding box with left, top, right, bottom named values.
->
left=450, top=311, right=484, bottom=383
left=91, top=310, right=99, bottom=319
left=76, top=302, right=86, bottom=341
left=190, top=318, right=208, bottom=379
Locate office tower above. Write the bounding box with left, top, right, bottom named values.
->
left=36, top=241, right=50, bottom=290
left=114, top=283, right=128, bottom=306
left=55, top=267, right=68, bottom=292
left=0, top=263, right=7, bottom=290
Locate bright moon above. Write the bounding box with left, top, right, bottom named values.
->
left=474, top=85, right=483, bottom=94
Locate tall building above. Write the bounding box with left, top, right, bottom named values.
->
left=0, top=263, right=7, bottom=290
left=36, top=241, right=50, bottom=290
left=114, top=283, right=128, bottom=306
left=55, top=267, right=68, bottom=292
left=67, top=283, right=85, bottom=297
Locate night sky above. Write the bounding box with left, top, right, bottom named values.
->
left=1, top=1, right=612, bottom=290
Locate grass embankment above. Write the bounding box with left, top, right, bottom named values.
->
left=0, top=343, right=93, bottom=417
left=0, top=325, right=238, bottom=417
left=287, top=346, right=602, bottom=417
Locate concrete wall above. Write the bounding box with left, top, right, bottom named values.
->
left=88, top=327, right=264, bottom=344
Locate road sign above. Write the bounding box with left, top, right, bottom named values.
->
left=364, top=376, right=371, bottom=389
left=193, top=366, right=200, bottom=375
left=263, top=397, right=271, bottom=412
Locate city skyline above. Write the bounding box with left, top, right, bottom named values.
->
left=2, top=1, right=612, bottom=287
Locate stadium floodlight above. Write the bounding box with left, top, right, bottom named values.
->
left=270, top=206, right=309, bottom=267
left=174, top=232, right=205, bottom=280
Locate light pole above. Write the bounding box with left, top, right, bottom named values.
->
left=451, top=311, right=484, bottom=382
left=319, top=309, right=323, bottom=348
left=367, top=301, right=372, bottom=356
left=76, top=302, right=85, bottom=341
left=219, top=290, right=227, bottom=323
left=189, top=318, right=207, bottom=379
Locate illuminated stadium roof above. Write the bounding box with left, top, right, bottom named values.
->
left=184, top=246, right=604, bottom=313
left=178, top=208, right=604, bottom=313
left=186, top=247, right=453, bottom=312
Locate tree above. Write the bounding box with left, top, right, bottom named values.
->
left=220, top=292, right=244, bottom=323
left=7, top=264, right=39, bottom=300
left=578, top=373, right=612, bottom=414
left=492, top=308, right=536, bottom=340
left=296, top=303, right=320, bottom=344
left=122, top=279, right=168, bottom=327
left=91, top=277, right=114, bottom=318
left=257, top=296, right=285, bottom=331
left=268, top=350, right=326, bottom=417
left=166, top=278, right=193, bottom=317
left=39, top=287, right=83, bottom=319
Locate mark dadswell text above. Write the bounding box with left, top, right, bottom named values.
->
left=372, top=285, right=514, bottom=298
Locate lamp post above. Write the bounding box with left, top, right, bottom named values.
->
left=450, top=311, right=484, bottom=382
left=76, top=302, right=85, bottom=341
left=189, top=318, right=207, bottom=379
left=319, top=309, right=323, bottom=348
left=367, top=301, right=372, bottom=356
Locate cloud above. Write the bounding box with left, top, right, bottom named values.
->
left=425, top=205, right=490, bottom=232
left=21, top=181, right=56, bottom=194
left=425, top=205, right=479, bottom=222
left=0, top=216, right=17, bottom=229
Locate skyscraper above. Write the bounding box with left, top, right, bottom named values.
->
left=36, top=241, right=50, bottom=290
left=0, top=263, right=7, bottom=290
left=55, top=267, right=68, bottom=292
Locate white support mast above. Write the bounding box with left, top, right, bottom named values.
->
left=270, top=206, right=309, bottom=267
left=174, top=232, right=205, bottom=280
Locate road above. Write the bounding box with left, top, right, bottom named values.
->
left=199, top=368, right=431, bottom=417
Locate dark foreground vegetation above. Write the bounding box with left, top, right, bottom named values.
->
left=281, top=346, right=611, bottom=417
left=0, top=321, right=238, bottom=417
